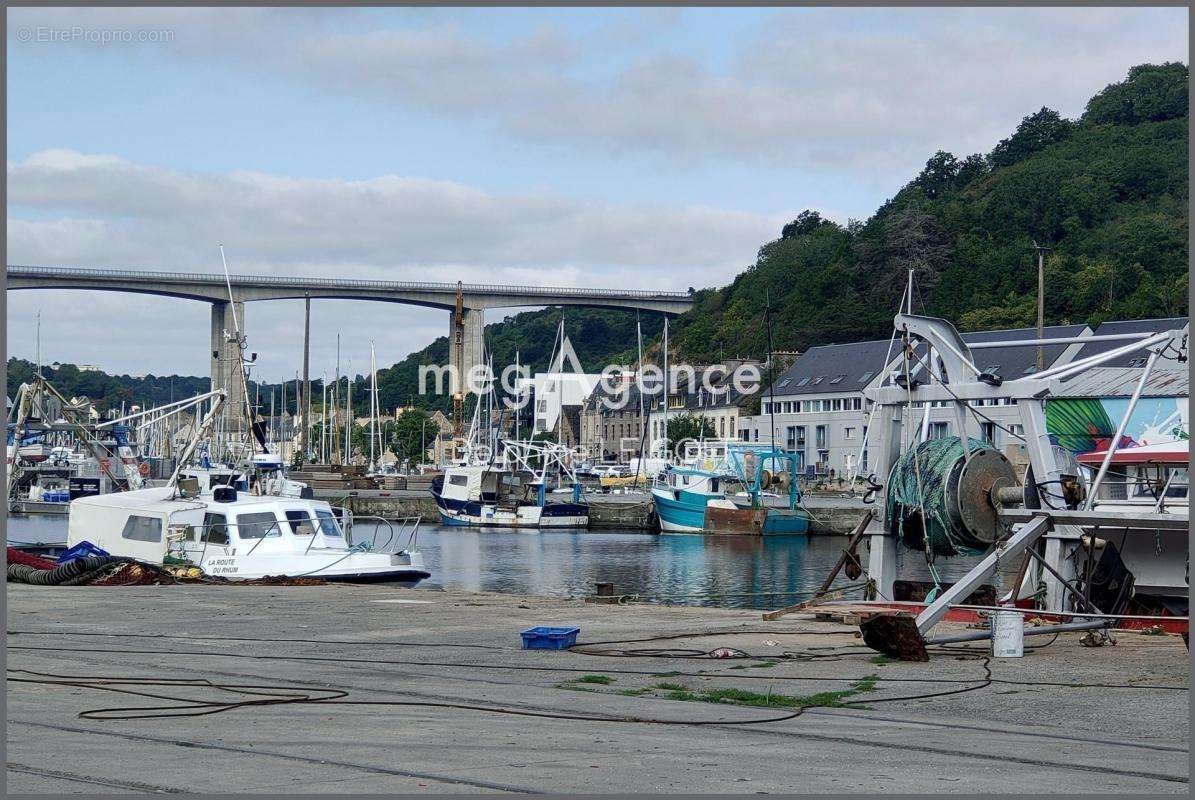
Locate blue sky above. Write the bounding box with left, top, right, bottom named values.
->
left=6, top=7, right=1188, bottom=382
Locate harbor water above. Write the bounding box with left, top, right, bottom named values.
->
left=6, top=515, right=1011, bottom=609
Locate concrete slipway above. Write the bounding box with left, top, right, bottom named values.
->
left=5, top=584, right=1189, bottom=794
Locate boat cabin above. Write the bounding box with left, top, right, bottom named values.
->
left=68, top=487, right=348, bottom=566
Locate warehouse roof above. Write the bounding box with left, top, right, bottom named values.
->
left=1073, top=317, right=1189, bottom=368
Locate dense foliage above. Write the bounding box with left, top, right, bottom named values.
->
left=666, top=413, right=716, bottom=450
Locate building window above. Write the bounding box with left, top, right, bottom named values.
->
left=844, top=427, right=855, bottom=440
left=1008, top=424, right=1024, bottom=437
left=980, top=421, right=996, bottom=444
left=928, top=422, right=949, bottom=440
left=815, top=425, right=827, bottom=450
left=786, top=426, right=797, bottom=451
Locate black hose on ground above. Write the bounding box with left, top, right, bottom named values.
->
left=7, top=556, right=125, bottom=586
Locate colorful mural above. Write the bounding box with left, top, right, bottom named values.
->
left=1046, top=397, right=1189, bottom=456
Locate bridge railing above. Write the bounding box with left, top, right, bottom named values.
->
left=7, top=265, right=694, bottom=301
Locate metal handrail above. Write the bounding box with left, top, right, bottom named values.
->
left=7, top=265, right=693, bottom=301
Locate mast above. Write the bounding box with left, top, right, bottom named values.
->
left=301, top=293, right=311, bottom=464
left=344, top=365, right=352, bottom=465
left=321, top=376, right=328, bottom=463
left=633, top=312, right=646, bottom=483
left=764, top=288, right=777, bottom=454
left=333, top=333, right=341, bottom=463
left=514, top=349, right=521, bottom=442
left=218, top=245, right=256, bottom=454
left=35, top=310, right=41, bottom=380
left=662, top=316, right=669, bottom=457
left=369, top=342, right=377, bottom=470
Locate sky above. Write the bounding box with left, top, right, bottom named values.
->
left=6, top=6, right=1188, bottom=382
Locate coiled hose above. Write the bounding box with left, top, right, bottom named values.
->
left=7, top=556, right=126, bottom=586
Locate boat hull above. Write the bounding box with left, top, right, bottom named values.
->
left=433, top=490, right=588, bottom=529
left=704, top=505, right=810, bottom=535
left=652, top=488, right=708, bottom=533
left=196, top=550, right=430, bottom=587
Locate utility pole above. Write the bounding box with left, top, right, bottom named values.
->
left=1031, top=240, right=1052, bottom=372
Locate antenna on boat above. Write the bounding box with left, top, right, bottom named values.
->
left=217, top=244, right=261, bottom=458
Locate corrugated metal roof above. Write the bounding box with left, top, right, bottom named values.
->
left=1054, top=366, right=1188, bottom=398
left=1074, top=317, right=1189, bottom=368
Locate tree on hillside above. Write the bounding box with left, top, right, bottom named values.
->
left=854, top=207, right=953, bottom=310
left=1084, top=62, right=1188, bottom=126
left=989, top=107, right=1075, bottom=168
left=781, top=210, right=833, bottom=239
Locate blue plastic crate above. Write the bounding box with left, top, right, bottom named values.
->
left=520, top=626, right=580, bottom=650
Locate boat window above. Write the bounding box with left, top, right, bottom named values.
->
left=315, top=510, right=343, bottom=537
left=201, top=513, right=229, bottom=544
left=235, top=512, right=281, bottom=540
left=285, top=510, right=318, bottom=536
left=121, top=514, right=162, bottom=543
left=449, top=475, right=469, bottom=487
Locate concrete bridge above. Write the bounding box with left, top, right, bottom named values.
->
left=6, top=265, right=693, bottom=431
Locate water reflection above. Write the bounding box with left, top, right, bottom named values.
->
left=6, top=515, right=1009, bottom=610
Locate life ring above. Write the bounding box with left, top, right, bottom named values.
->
left=138, top=462, right=151, bottom=477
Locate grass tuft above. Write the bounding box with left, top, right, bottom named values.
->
left=576, top=674, right=615, bottom=685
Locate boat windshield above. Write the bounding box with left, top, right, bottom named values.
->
left=285, top=510, right=318, bottom=536
left=315, top=510, right=343, bottom=537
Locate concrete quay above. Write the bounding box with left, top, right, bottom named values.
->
left=320, top=488, right=865, bottom=534
left=7, top=583, right=1188, bottom=794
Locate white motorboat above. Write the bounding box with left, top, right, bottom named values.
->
left=67, top=483, right=430, bottom=586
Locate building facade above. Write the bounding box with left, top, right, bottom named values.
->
left=739, top=323, right=1115, bottom=479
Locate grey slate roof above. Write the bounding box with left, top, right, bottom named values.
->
left=1073, top=317, right=1189, bottom=368
left=768, top=339, right=896, bottom=397
left=959, top=324, right=1089, bottom=380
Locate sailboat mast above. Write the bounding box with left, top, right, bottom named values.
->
left=662, top=316, right=669, bottom=456
left=369, top=342, right=377, bottom=470
left=344, top=366, right=352, bottom=464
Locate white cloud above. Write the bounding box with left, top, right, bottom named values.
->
left=7, top=150, right=787, bottom=377
left=10, top=7, right=1185, bottom=179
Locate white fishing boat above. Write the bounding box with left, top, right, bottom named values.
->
left=67, top=482, right=430, bottom=585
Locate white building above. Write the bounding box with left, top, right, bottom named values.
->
left=518, top=372, right=602, bottom=446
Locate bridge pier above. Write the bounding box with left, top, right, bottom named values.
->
left=448, top=306, right=485, bottom=397
left=210, top=301, right=247, bottom=429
